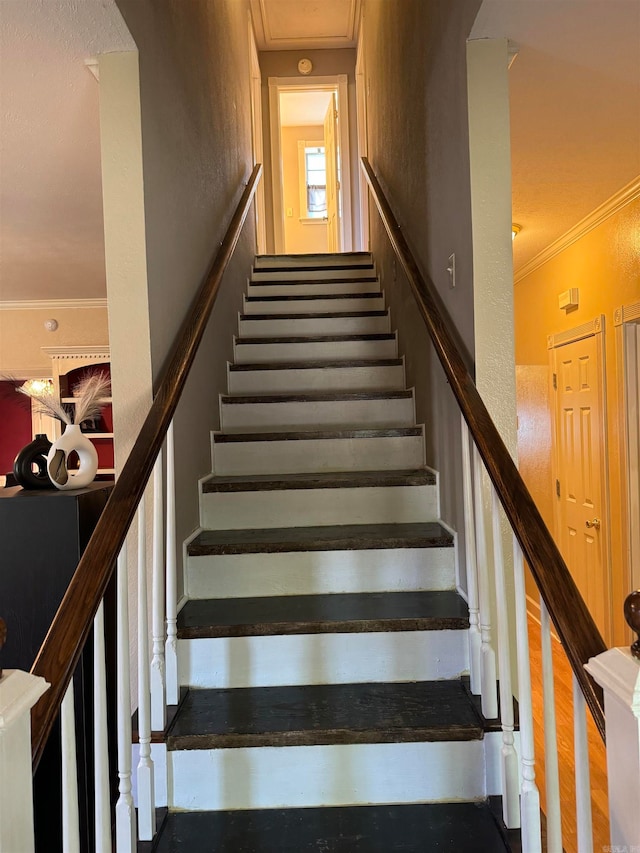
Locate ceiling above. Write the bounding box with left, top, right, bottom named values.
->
left=280, top=91, right=333, bottom=127
left=0, top=0, right=134, bottom=303
left=250, top=0, right=360, bottom=51
left=0, top=0, right=637, bottom=304
left=472, top=0, right=640, bottom=271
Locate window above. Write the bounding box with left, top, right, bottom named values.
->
left=298, top=142, right=326, bottom=221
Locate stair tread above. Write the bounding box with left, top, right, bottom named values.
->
left=245, top=292, right=382, bottom=301
left=220, top=390, right=413, bottom=404
left=202, top=468, right=436, bottom=492
left=150, top=802, right=513, bottom=852
left=166, top=680, right=484, bottom=749
left=213, top=426, right=423, bottom=442
left=235, top=333, right=395, bottom=344
left=240, top=311, right=389, bottom=320
left=177, top=590, right=467, bottom=638
left=188, top=521, right=452, bottom=555
left=229, top=358, right=403, bottom=371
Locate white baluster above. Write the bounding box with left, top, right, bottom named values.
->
left=94, top=602, right=112, bottom=853
left=165, top=421, right=179, bottom=705
left=61, top=683, right=80, bottom=853
left=137, top=496, right=156, bottom=840
left=512, top=540, right=541, bottom=852
left=573, top=674, right=594, bottom=853
left=460, top=417, right=482, bottom=694
left=151, top=451, right=166, bottom=732
left=490, top=487, right=519, bottom=828
left=540, top=599, right=562, bottom=852
left=116, top=543, right=136, bottom=851
left=472, top=446, right=498, bottom=718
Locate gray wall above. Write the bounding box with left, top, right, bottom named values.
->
left=362, top=0, right=482, bottom=574
left=114, top=0, right=256, bottom=585
left=258, top=48, right=359, bottom=253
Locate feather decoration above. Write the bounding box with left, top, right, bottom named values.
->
left=16, top=380, right=72, bottom=425
left=71, top=372, right=111, bottom=425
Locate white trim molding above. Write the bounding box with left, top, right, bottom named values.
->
left=515, top=176, right=640, bottom=283
left=615, top=301, right=640, bottom=326
left=41, top=345, right=110, bottom=362
left=547, top=314, right=604, bottom=349
left=0, top=298, right=108, bottom=311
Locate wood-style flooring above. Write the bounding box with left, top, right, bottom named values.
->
left=528, top=611, right=609, bottom=853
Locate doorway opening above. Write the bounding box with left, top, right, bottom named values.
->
left=268, top=75, right=353, bottom=255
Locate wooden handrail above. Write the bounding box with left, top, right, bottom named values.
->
left=361, top=156, right=606, bottom=740
left=30, top=164, right=262, bottom=768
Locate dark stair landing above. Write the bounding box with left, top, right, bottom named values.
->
left=149, top=802, right=515, bottom=852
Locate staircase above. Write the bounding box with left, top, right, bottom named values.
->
left=151, top=253, right=518, bottom=851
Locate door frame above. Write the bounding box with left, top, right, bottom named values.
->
left=248, top=14, right=266, bottom=255
left=355, top=9, right=369, bottom=251
left=615, top=300, right=640, bottom=596
left=548, top=314, right=612, bottom=641
left=268, top=75, right=352, bottom=254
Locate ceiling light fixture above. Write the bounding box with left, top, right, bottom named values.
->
left=512, top=224, right=522, bottom=240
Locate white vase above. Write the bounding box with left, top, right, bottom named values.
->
left=47, top=424, right=99, bottom=491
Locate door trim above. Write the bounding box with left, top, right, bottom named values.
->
left=548, top=314, right=612, bottom=642
left=268, top=75, right=352, bottom=254
left=615, top=301, right=640, bottom=597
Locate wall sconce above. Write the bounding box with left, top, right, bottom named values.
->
left=512, top=224, right=522, bottom=240
left=558, top=288, right=579, bottom=311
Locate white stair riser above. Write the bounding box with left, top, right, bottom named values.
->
left=168, top=740, right=485, bottom=811
left=199, top=482, right=437, bottom=530
left=248, top=280, right=380, bottom=297
left=219, top=395, right=416, bottom=433
left=187, top=547, right=454, bottom=599
left=178, top=630, right=469, bottom=689
left=211, top=432, right=426, bottom=475
left=227, top=363, right=406, bottom=394
left=238, top=314, right=391, bottom=337
left=251, top=268, right=376, bottom=282
left=254, top=254, right=372, bottom=269
left=243, top=295, right=385, bottom=315
left=233, top=337, right=398, bottom=363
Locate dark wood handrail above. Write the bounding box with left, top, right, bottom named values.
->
left=361, top=156, right=606, bottom=740
left=30, top=164, right=262, bottom=768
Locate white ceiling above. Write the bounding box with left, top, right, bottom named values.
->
left=471, top=0, right=640, bottom=271
left=0, top=0, right=134, bottom=303
left=251, top=0, right=360, bottom=50
left=280, top=91, right=333, bottom=126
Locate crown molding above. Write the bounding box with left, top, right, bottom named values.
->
left=0, top=298, right=107, bottom=311
left=515, top=176, right=640, bottom=284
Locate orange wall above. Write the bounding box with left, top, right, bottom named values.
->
left=515, top=197, right=640, bottom=644
left=281, top=125, right=328, bottom=254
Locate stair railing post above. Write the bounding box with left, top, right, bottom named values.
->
left=490, top=487, right=520, bottom=828
left=93, top=601, right=112, bottom=853
left=540, top=599, right=562, bottom=851
left=586, top=638, right=640, bottom=849
left=136, top=493, right=156, bottom=840
left=460, top=416, right=482, bottom=695
left=0, top=670, right=49, bottom=853
left=115, top=542, right=136, bottom=851
left=512, top=540, right=542, bottom=852
left=151, top=450, right=166, bottom=732
left=573, top=674, right=594, bottom=853
left=61, top=682, right=81, bottom=852
left=471, top=446, right=498, bottom=718
left=165, top=421, right=179, bottom=706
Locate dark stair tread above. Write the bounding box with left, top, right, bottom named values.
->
left=240, top=311, right=389, bottom=320
left=177, top=590, right=468, bottom=638
left=229, top=358, right=403, bottom=371
left=220, top=390, right=413, bottom=404
left=253, top=264, right=375, bottom=273
left=187, top=521, right=452, bottom=555
left=235, top=333, right=396, bottom=344
left=166, top=681, right=484, bottom=750
left=245, top=292, right=382, bottom=301
left=149, top=802, right=514, bottom=852
left=213, top=426, right=423, bottom=442
left=201, top=468, right=436, bottom=492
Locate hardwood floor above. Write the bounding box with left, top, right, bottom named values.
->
left=528, top=611, right=609, bottom=853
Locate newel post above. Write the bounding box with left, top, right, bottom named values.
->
left=585, top=591, right=640, bottom=848
left=0, top=669, right=49, bottom=852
